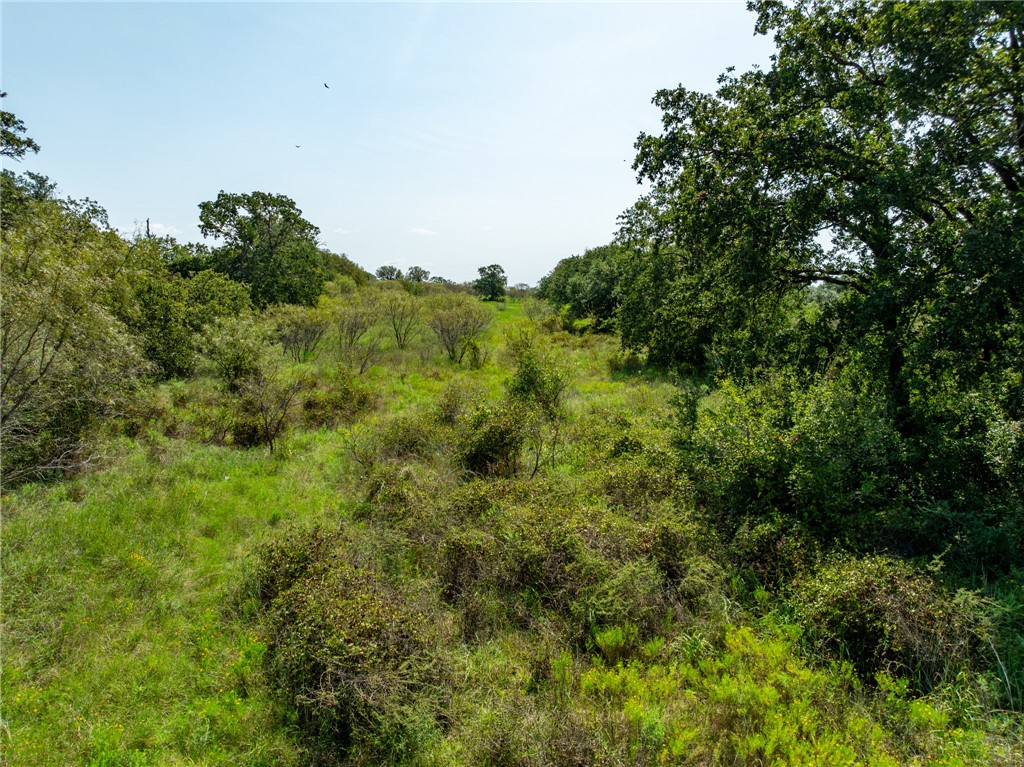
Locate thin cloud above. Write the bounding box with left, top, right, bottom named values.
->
left=149, top=222, right=181, bottom=235
left=411, top=227, right=437, bottom=236
left=333, top=227, right=353, bottom=234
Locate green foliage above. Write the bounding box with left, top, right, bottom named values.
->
left=504, top=329, right=569, bottom=419
left=0, top=194, right=149, bottom=483
left=621, top=1, right=1024, bottom=403
left=231, top=365, right=309, bottom=451
left=199, top=190, right=327, bottom=308
left=254, top=529, right=437, bottom=758
left=380, top=289, right=421, bottom=350
left=0, top=91, right=40, bottom=160
left=319, top=249, right=371, bottom=286
left=793, top=556, right=989, bottom=692
left=456, top=404, right=528, bottom=478
left=201, top=315, right=269, bottom=389
left=405, top=265, right=430, bottom=284
left=130, top=265, right=252, bottom=378
left=538, top=243, right=624, bottom=332
left=473, top=263, right=507, bottom=302
left=271, top=303, right=330, bottom=363
left=300, top=369, right=377, bottom=430
left=676, top=369, right=1023, bottom=574
left=375, top=265, right=402, bottom=281
left=425, top=292, right=492, bottom=364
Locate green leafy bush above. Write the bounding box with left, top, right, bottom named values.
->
left=793, top=556, right=988, bottom=691
left=456, top=404, right=528, bottom=478
left=201, top=315, right=269, bottom=389
left=271, top=303, right=330, bottom=362
left=254, top=529, right=438, bottom=758
left=300, top=370, right=376, bottom=429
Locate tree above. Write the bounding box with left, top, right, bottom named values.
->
left=538, top=244, right=624, bottom=332
left=0, top=92, right=40, bottom=161
left=620, top=0, right=1024, bottom=414
left=381, top=289, right=421, bottom=350
left=320, top=249, right=372, bottom=286
left=198, top=191, right=326, bottom=308
left=375, top=265, right=403, bottom=281
left=1, top=194, right=148, bottom=483
left=473, top=264, right=507, bottom=301
left=405, top=265, right=430, bottom=283
left=426, top=293, right=492, bottom=363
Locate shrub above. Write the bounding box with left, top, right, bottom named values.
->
left=271, top=303, right=329, bottom=362
left=456, top=404, right=528, bottom=478
left=380, top=289, right=421, bottom=350
left=504, top=329, right=569, bottom=418
left=425, top=293, right=491, bottom=364
left=792, top=555, right=988, bottom=691
left=300, top=370, right=376, bottom=429
left=230, top=365, right=309, bottom=451
left=255, top=531, right=437, bottom=758
left=607, top=348, right=646, bottom=376
left=201, top=315, right=269, bottom=389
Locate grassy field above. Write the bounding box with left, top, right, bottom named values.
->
left=3, top=301, right=1022, bottom=766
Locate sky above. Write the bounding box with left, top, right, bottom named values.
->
left=2, top=2, right=775, bottom=285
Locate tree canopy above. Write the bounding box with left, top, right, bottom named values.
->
left=619, top=0, right=1024, bottom=417
left=0, top=92, right=41, bottom=161
left=199, top=191, right=327, bottom=308
left=473, top=264, right=507, bottom=301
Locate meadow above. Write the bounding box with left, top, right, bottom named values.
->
left=4, top=298, right=1022, bottom=766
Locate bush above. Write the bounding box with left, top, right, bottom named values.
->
left=230, top=366, right=308, bottom=451
left=504, top=329, right=569, bottom=418
left=271, top=303, right=329, bottom=362
left=793, top=555, right=988, bottom=691
left=456, top=404, right=528, bottom=478
left=425, top=293, right=491, bottom=364
left=300, top=370, right=376, bottom=429
left=201, top=315, right=269, bottom=389
left=254, top=529, right=438, bottom=758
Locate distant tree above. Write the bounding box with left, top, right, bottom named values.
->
left=473, top=264, right=507, bottom=301
left=426, top=293, right=492, bottom=363
left=159, top=239, right=216, bottom=278
left=198, top=191, right=326, bottom=308
left=405, top=265, right=430, bottom=283
left=381, top=290, right=421, bottom=350
left=538, top=244, right=623, bottom=332
left=429, top=275, right=455, bottom=286
left=0, top=92, right=40, bottom=161
left=375, top=265, right=403, bottom=281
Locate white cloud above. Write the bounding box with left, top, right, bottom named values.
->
left=333, top=227, right=353, bottom=234
left=411, top=227, right=437, bottom=236
left=149, top=222, right=182, bottom=235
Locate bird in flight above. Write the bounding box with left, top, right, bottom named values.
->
left=295, top=145, right=301, bottom=148
left=324, top=83, right=330, bottom=89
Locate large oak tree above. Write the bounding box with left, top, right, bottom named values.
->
left=620, top=0, right=1023, bottom=421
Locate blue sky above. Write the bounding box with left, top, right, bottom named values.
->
left=2, top=2, right=774, bottom=285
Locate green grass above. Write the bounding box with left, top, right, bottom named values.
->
left=4, top=300, right=1022, bottom=766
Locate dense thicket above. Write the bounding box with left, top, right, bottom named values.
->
left=537, top=0, right=1024, bottom=577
